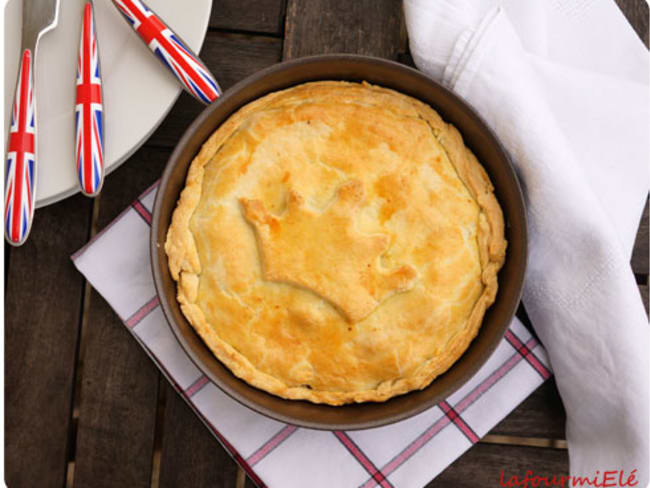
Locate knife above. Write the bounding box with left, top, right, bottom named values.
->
left=75, top=1, right=105, bottom=197
left=5, top=0, right=60, bottom=246
left=111, top=0, right=221, bottom=104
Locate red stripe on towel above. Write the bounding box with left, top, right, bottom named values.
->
left=505, top=330, right=551, bottom=380
left=131, top=199, right=152, bottom=225
left=125, top=295, right=160, bottom=328
left=335, top=431, right=394, bottom=488
left=438, top=400, right=480, bottom=444
left=184, top=375, right=210, bottom=398
left=247, top=425, right=298, bottom=467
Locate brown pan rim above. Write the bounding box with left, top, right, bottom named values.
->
left=151, top=54, right=527, bottom=431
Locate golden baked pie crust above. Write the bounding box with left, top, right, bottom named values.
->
left=165, top=81, right=507, bottom=405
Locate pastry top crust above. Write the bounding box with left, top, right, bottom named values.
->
left=165, top=81, right=506, bottom=405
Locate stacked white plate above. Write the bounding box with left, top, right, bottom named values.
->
left=4, top=0, right=213, bottom=206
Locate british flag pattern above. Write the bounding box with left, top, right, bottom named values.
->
left=113, top=0, right=221, bottom=104
left=5, top=49, right=36, bottom=245
left=75, top=2, right=104, bottom=197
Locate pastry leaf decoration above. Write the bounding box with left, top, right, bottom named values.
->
left=240, top=180, right=417, bottom=323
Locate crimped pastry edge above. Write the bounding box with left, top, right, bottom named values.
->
left=165, top=81, right=507, bottom=405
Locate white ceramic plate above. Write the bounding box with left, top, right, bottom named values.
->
left=4, top=0, right=213, bottom=207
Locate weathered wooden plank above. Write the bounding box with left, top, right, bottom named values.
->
left=489, top=379, right=566, bottom=439
left=147, top=32, right=282, bottom=149
left=283, top=0, right=402, bottom=60
left=72, top=291, right=159, bottom=488
left=5, top=195, right=93, bottom=488
left=631, top=198, right=648, bottom=275
left=237, top=467, right=258, bottom=488
left=71, top=146, right=171, bottom=488
left=397, top=51, right=415, bottom=68
left=4, top=242, right=10, bottom=290
left=200, top=34, right=283, bottom=88
left=209, top=0, right=286, bottom=35
left=426, top=443, right=569, bottom=487
left=616, top=0, right=649, bottom=48
left=158, top=385, right=239, bottom=488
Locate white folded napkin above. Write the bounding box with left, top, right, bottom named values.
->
left=73, top=183, right=552, bottom=487
left=404, top=0, right=649, bottom=483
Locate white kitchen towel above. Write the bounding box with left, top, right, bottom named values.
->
left=404, top=0, right=649, bottom=483
left=73, top=182, right=552, bottom=488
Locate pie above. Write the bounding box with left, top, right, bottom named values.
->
left=165, top=81, right=507, bottom=405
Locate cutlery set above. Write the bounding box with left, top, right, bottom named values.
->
left=5, top=0, right=220, bottom=245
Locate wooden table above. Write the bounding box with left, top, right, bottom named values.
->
left=6, top=1, right=648, bottom=487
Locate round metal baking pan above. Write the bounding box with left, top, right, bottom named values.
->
left=151, top=54, right=527, bottom=430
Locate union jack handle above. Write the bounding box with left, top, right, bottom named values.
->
left=5, top=49, right=36, bottom=246
left=76, top=2, right=104, bottom=197
left=112, top=0, right=221, bottom=104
